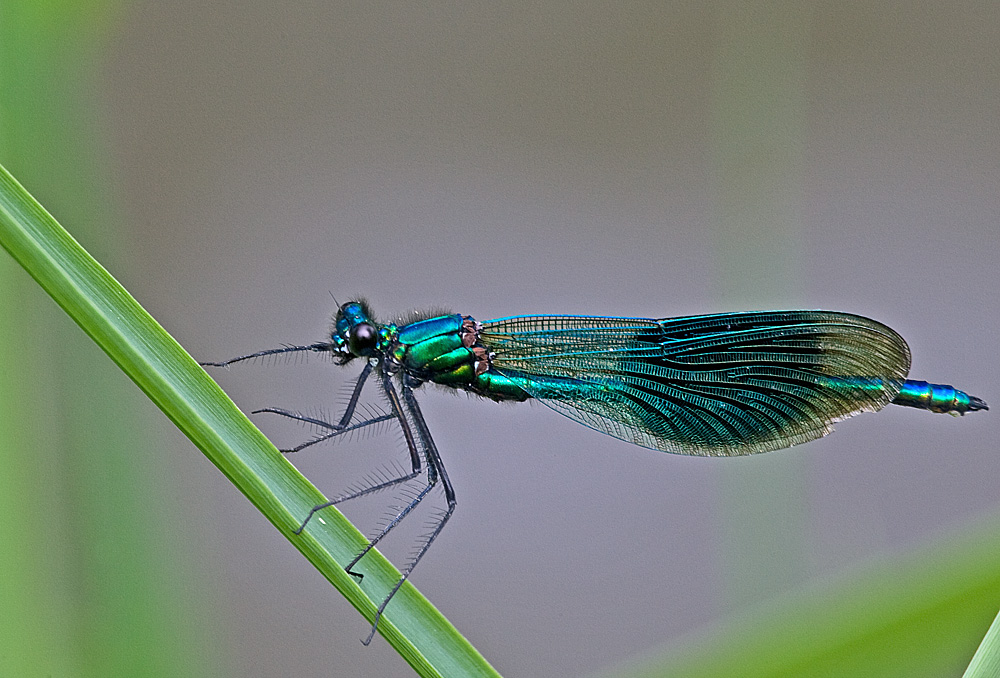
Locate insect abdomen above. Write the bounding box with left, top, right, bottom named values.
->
left=891, top=380, right=988, bottom=414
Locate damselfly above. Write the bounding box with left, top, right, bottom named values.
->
left=203, top=301, right=987, bottom=643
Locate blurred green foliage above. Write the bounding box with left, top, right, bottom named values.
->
left=0, top=2, right=221, bottom=675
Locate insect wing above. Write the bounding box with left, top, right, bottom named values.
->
left=479, top=311, right=912, bottom=456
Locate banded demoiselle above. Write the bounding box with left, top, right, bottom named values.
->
left=203, top=301, right=987, bottom=643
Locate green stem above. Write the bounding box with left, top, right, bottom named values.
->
left=0, top=162, right=500, bottom=678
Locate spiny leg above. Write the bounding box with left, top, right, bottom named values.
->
left=199, top=342, right=334, bottom=368
left=331, top=361, right=375, bottom=429
left=253, top=362, right=424, bottom=534
left=342, top=371, right=427, bottom=568
left=254, top=408, right=345, bottom=431
left=293, top=374, right=428, bottom=552
left=265, top=402, right=420, bottom=537
left=251, top=361, right=378, bottom=452
left=253, top=406, right=396, bottom=453
left=353, top=376, right=457, bottom=645
left=202, top=346, right=381, bottom=454
left=294, top=462, right=425, bottom=536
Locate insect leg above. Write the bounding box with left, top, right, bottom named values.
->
left=253, top=408, right=396, bottom=453
left=293, top=368, right=429, bottom=540
left=353, top=375, right=457, bottom=645
left=253, top=361, right=381, bottom=453
left=199, top=342, right=333, bottom=367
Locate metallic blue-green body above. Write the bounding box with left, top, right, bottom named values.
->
left=330, top=303, right=986, bottom=457
left=389, top=312, right=983, bottom=414
left=369, top=312, right=608, bottom=403
left=380, top=313, right=531, bottom=400
left=892, top=380, right=980, bottom=414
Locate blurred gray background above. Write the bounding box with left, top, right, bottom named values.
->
left=26, top=2, right=1000, bottom=676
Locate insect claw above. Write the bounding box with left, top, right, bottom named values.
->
left=293, top=512, right=313, bottom=535
left=361, top=610, right=383, bottom=645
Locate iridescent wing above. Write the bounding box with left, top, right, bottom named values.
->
left=479, top=311, right=911, bottom=456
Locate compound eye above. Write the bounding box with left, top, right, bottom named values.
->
left=348, top=323, right=378, bottom=356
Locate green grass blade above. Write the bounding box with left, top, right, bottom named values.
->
left=964, top=609, right=1000, bottom=678
left=0, top=162, right=501, bottom=678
